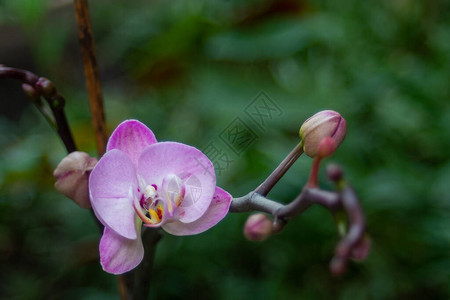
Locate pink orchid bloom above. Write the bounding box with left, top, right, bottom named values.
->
left=89, top=120, right=232, bottom=274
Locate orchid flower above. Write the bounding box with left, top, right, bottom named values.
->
left=89, top=120, right=232, bottom=274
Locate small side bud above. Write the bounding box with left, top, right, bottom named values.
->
left=326, top=163, right=344, bottom=182
left=22, top=83, right=40, bottom=102
left=299, top=110, right=347, bottom=158
left=36, top=77, right=56, bottom=98
left=350, top=236, right=371, bottom=261
left=53, top=151, right=98, bottom=209
left=244, top=213, right=273, bottom=242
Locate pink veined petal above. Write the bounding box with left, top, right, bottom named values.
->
left=162, top=187, right=231, bottom=236
left=89, top=149, right=138, bottom=239
left=99, top=226, right=144, bottom=275
left=137, top=142, right=216, bottom=223
left=107, top=120, right=157, bottom=167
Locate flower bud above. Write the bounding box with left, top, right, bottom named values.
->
left=326, top=163, right=344, bottom=182
left=243, top=213, right=273, bottom=242
left=299, top=110, right=347, bottom=158
left=22, top=83, right=40, bottom=102
left=36, top=77, right=56, bottom=98
left=53, top=151, right=98, bottom=209
left=316, top=137, right=335, bottom=159
left=350, top=236, right=371, bottom=261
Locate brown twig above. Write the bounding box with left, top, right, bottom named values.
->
left=73, top=1, right=131, bottom=298
left=72, top=3, right=165, bottom=300
left=73, top=0, right=108, bottom=157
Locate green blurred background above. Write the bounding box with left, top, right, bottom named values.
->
left=1, top=0, right=449, bottom=299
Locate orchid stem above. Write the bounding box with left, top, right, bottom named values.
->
left=230, top=192, right=284, bottom=214
left=255, top=141, right=304, bottom=196
left=131, top=229, right=162, bottom=300
left=307, top=157, right=321, bottom=188
left=230, top=162, right=366, bottom=276
left=73, top=0, right=108, bottom=157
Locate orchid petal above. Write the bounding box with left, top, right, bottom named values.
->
left=161, top=174, right=185, bottom=216
left=107, top=120, right=157, bottom=167
left=137, top=142, right=216, bottom=223
left=162, top=187, right=231, bottom=236
left=99, top=226, right=144, bottom=275
left=89, top=150, right=138, bottom=239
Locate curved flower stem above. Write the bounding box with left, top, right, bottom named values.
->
left=0, top=66, right=77, bottom=153
left=230, top=188, right=339, bottom=219
left=276, top=188, right=340, bottom=220
left=0, top=66, right=105, bottom=253
left=230, top=192, right=284, bottom=215
left=73, top=0, right=108, bottom=157
left=307, top=157, right=321, bottom=188
left=0, top=65, right=39, bottom=83
left=230, top=163, right=365, bottom=276
left=330, top=184, right=365, bottom=275
left=255, top=141, right=304, bottom=196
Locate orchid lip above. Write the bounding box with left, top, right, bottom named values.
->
left=134, top=174, right=186, bottom=226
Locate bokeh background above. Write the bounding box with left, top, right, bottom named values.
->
left=1, top=0, right=449, bottom=299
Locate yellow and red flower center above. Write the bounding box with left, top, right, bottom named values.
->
left=133, top=174, right=186, bottom=226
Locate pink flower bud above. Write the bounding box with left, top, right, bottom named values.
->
left=326, top=163, right=344, bottom=182
left=350, top=236, right=371, bottom=261
left=299, top=110, right=347, bottom=158
left=54, top=151, right=98, bottom=209
left=316, top=137, right=336, bottom=159
left=36, top=77, right=56, bottom=98
left=243, top=213, right=273, bottom=242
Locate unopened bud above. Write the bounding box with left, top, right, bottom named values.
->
left=316, top=137, right=335, bottom=159
left=244, top=213, right=273, bottom=242
left=350, top=236, right=371, bottom=261
left=36, top=77, right=56, bottom=98
left=326, top=163, right=344, bottom=182
left=53, top=151, right=98, bottom=209
left=299, top=110, right=347, bottom=158
left=22, top=83, right=40, bottom=102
